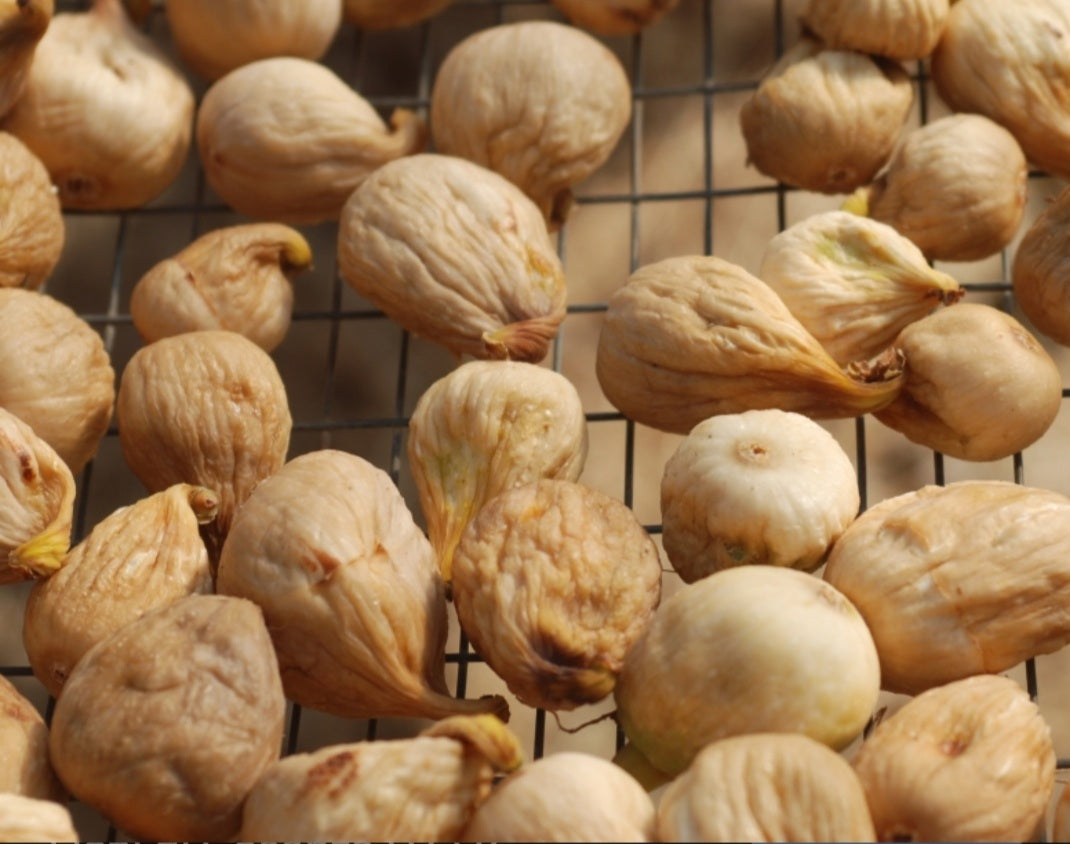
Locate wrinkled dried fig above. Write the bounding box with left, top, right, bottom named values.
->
left=216, top=448, right=509, bottom=722
left=48, top=593, right=286, bottom=842
left=407, top=360, right=587, bottom=584
left=550, top=0, right=680, bottom=35
left=595, top=255, right=904, bottom=435
left=240, top=715, right=522, bottom=842
left=0, top=131, right=64, bottom=290
left=338, top=153, right=567, bottom=362
left=0, top=675, right=64, bottom=801
left=1013, top=182, right=1070, bottom=346
left=740, top=37, right=913, bottom=194
left=0, top=793, right=78, bottom=843
left=824, top=480, right=1070, bottom=694
left=0, top=288, right=115, bottom=474
left=451, top=479, right=662, bottom=711
left=661, top=409, right=859, bottom=582
left=760, top=210, right=963, bottom=365
left=197, top=56, right=426, bottom=224
left=342, top=0, right=454, bottom=28
left=430, top=20, right=631, bottom=228
left=802, top=0, right=948, bottom=60
left=852, top=674, right=1055, bottom=843
left=0, top=0, right=51, bottom=119
left=129, top=223, right=312, bottom=352
left=23, top=483, right=217, bottom=697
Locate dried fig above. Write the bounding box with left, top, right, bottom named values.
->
left=0, top=0, right=52, bottom=119
left=660, top=409, right=859, bottom=582
left=23, top=483, right=218, bottom=697
left=0, top=675, right=64, bottom=801
left=451, top=479, right=662, bottom=711
left=759, top=210, right=963, bottom=365
left=338, top=153, right=568, bottom=362
left=407, top=359, right=587, bottom=584
left=342, top=0, right=454, bottom=28
left=823, top=480, right=1070, bottom=694
left=740, top=37, right=913, bottom=194
left=0, top=288, right=115, bottom=474
left=852, top=674, right=1055, bottom=843
left=1013, top=182, right=1070, bottom=347
left=0, top=794, right=78, bottom=843
left=550, top=0, right=680, bottom=35
left=0, top=131, right=64, bottom=290
left=873, top=302, right=1061, bottom=461
left=48, top=593, right=286, bottom=842
left=594, top=255, right=904, bottom=435
left=614, top=565, right=880, bottom=776
left=801, top=0, right=948, bottom=60
left=430, top=20, right=631, bottom=228
left=656, top=733, right=876, bottom=843
left=216, top=448, right=509, bottom=722
left=197, top=56, right=426, bottom=224
left=240, top=715, right=522, bottom=842
left=129, top=223, right=312, bottom=352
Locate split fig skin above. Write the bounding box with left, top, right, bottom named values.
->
left=0, top=674, right=65, bottom=802
left=801, top=0, right=949, bottom=61
left=0, top=0, right=52, bottom=119
left=0, top=130, right=64, bottom=290
left=550, top=0, right=680, bottom=35
left=1013, top=182, right=1070, bottom=347
left=342, top=0, right=454, bottom=29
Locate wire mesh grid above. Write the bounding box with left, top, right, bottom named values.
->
left=4, top=0, right=1070, bottom=839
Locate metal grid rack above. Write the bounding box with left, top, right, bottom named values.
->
left=3, top=0, right=1070, bottom=839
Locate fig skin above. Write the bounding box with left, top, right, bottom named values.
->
left=0, top=794, right=79, bottom=843
left=0, top=131, right=64, bottom=290
left=1013, top=182, right=1070, bottom=347
left=0, top=674, right=65, bottom=803
left=550, top=0, right=680, bottom=35
left=0, top=0, right=53, bottom=120
left=801, top=0, right=949, bottom=61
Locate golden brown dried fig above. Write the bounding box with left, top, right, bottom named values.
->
left=23, top=483, right=218, bottom=697
left=873, top=302, right=1061, bottom=461
left=129, top=223, right=312, bottom=352
left=216, top=448, right=509, bottom=722
left=550, top=0, right=680, bottom=35
left=802, top=0, right=948, bottom=60
left=0, top=675, right=64, bottom=801
left=115, top=329, right=291, bottom=558
left=1, top=0, right=194, bottom=210
left=342, top=0, right=453, bottom=28
left=740, top=37, right=913, bottom=194
left=407, top=360, right=587, bottom=584
left=48, top=593, right=286, bottom=842
left=0, top=793, right=78, bottom=843
left=852, top=674, right=1055, bottom=843
left=338, top=153, right=568, bottom=362
left=594, top=255, right=904, bottom=435
left=656, top=733, right=876, bottom=843
left=823, top=480, right=1070, bottom=694
left=197, top=56, right=426, bottom=224
left=0, top=406, right=74, bottom=584
left=240, top=715, right=522, bottom=842
left=0, top=288, right=115, bottom=474
left=430, top=20, right=631, bottom=228
left=0, top=0, right=52, bottom=119
left=1013, top=182, right=1070, bottom=346
left=852, top=113, right=1028, bottom=263
left=0, top=131, right=64, bottom=290
left=451, top=479, right=662, bottom=712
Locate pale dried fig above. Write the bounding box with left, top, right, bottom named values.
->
left=216, top=448, right=509, bottom=722
left=614, top=565, right=880, bottom=777
left=0, top=675, right=64, bottom=801
left=594, top=255, right=904, bottom=435
left=1, top=0, right=194, bottom=210
left=1013, top=182, right=1070, bottom=346
left=760, top=210, right=963, bottom=365
left=48, top=593, right=286, bottom=842
left=451, top=479, right=662, bottom=711
left=852, top=674, right=1055, bottom=843
left=115, top=329, right=292, bottom=558
left=802, top=0, right=948, bottom=60
left=197, top=56, right=426, bottom=224
left=660, top=409, right=859, bottom=582
left=338, top=153, right=568, bottom=362
left=0, top=793, right=78, bottom=843
left=656, top=733, right=876, bottom=843
left=407, top=360, right=587, bottom=584
left=874, top=302, right=1061, bottom=461
left=0, top=288, right=115, bottom=474
left=852, top=113, right=1028, bottom=263
left=0, top=406, right=74, bottom=584
left=0, top=131, right=64, bottom=290
left=550, top=0, right=680, bottom=35
left=240, top=715, right=522, bottom=842
left=129, top=223, right=312, bottom=352
left=430, top=20, right=631, bottom=228
left=164, top=0, right=343, bottom=81
left=823, top=480, right=1070, bottom=694
left=740, top=37, right=913, bottom=194
left=342, top=0, right=454, bottom=28
left=0, top=0, right=51, bottom=119
left=23, top=483, right=218, bottom=697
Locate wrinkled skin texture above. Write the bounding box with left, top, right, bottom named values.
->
left=451, top=479, right=662, bottom=711
left=0, top=131, right=64, bottom=290
left=824, top=480, right=1070, bottom=694
left=407, top=360, right=588, bottom=584
left=802, top=0, right=948, bottom=60
left=216, top=449, right=508, bottom=721
left=197, top=56, right=426, bottom=224
left=852, top=675, right=1055, bottom=842
left=0, top=288, right=115, bottom=474
left=660, top=409, right=859, bottom=582
left=656, top=733, right=876, bottom=843
left=338, top=153, right=567, bottom=362
left=0, top=675, right=65, bottom=802
left=0, top=0, right=52, bottom=119
left=1, top=0, right=194, bottom=210
left=0, top=793, right=79, bottom=843
left=550, top=0, right=680, bottom=35
left=343, top=0, right=454, bottom=28
left=48, top=594, right=286, bottom=842
left=1013, top=182, right=1070, bottom=346
left=430, top=21, right=631, bottom=228
left=23, top=484, right=217, bottom=697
